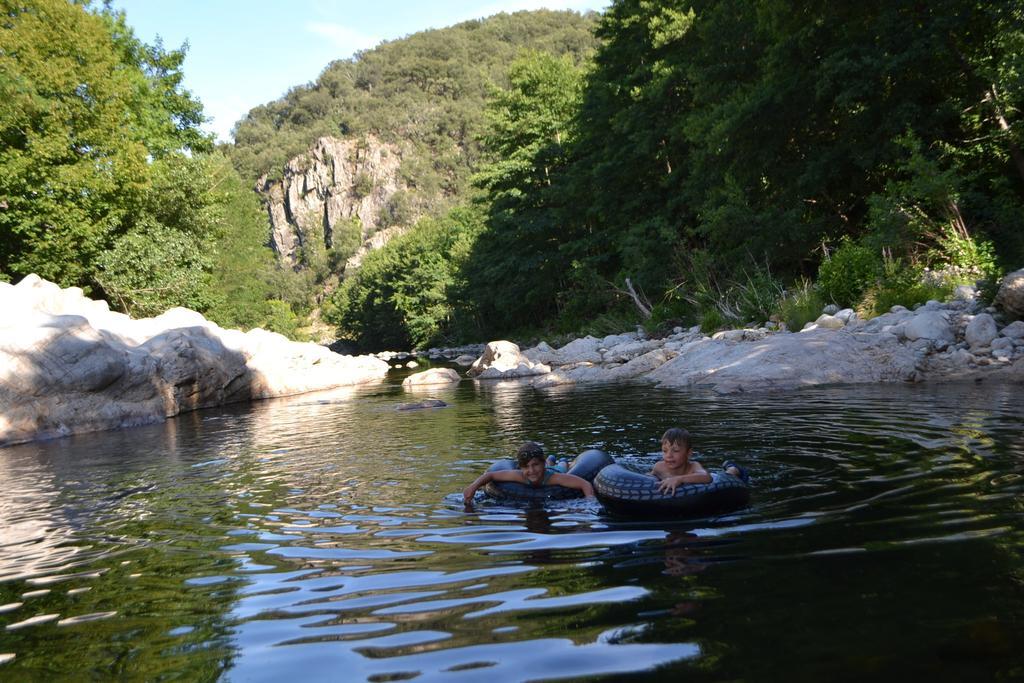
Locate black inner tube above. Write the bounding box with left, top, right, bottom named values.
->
left=483, top=449, right=613, bottom=501
left=595, top=461, right=750, bottom=517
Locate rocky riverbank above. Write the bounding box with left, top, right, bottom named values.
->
left=0, top=275, right=389, bottom=447
left=4, top=272, right=1023, bottom=447
left=403, top=271, right=1024, bottom=394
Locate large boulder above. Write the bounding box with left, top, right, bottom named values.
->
left=646, top=328, right=919, bottom=393
left=402, top=368, right=461, bottom=387
left=965, top=313, right=999, bottom=349
left=903, top=311, right=955, bottom=343
left=466, top=340, right=551, bottom=379
left=0, top=276, right=389, bottom=446
left=995, top=268, right=1024, bottom=316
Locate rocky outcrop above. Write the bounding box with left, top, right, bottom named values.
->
left=467, top=287, right=1024, bottom=393
left=0, top=276, right=389, bottom=447
left=466, top=341, right=551, bottom=380
left=258, top=135, right=411, bottom=271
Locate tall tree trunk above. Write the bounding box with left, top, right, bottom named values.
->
left=986, top=84, right=1024, bottom=186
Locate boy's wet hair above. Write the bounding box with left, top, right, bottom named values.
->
left=661, top=427, right=692, bottom=450
left=516, top=441, right=545, bottom=467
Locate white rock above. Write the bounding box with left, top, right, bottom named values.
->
left=1001, top=321, right=1024, bottom=339
left=647, top=328, right=918, bottom=393
left=712, top=329, right=747, bottom=342
left=402, top=368, right=460, bottom=386
left=466, top=341, right=550, bottom=379
left=965, top=313, right=998, bottom=349
left=602, top=339, right=663, bottom=363
left=550, top=336, right=603, bottom=365
left=814, top=314, right=845, bottom=330
left=0, top=277, right=388, bottom=447
left=835, top=308, right=857, bottom=323
left=991, top=337, right=1014, bottom=351
left=995, top=268, right=1024, bottom=316
left=903, top=311, right=955, bottom=342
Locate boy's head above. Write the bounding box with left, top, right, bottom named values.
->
left=516, top=441, right=545, bottom=468
left=661, top=428, right=692, bottom=451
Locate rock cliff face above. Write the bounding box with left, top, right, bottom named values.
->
left=258, top=135, right=410, bottom=271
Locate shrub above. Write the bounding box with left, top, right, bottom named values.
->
left=351, top=172, right=375, bottom=199
left=817, top=239, right=882, bottom=307
left=700, top=308, right=725, bottom=333
left=731, top=267, right=785, bottom=325
left=774, top=279, right=825, bottom=331
left=928, top=224, right=998, bottom=285
left=856, top=257, right=952, bottom=318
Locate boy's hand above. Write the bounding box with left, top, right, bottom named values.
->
left=657, top=476, right=683, bottom=495
left=463, top=486, right=475, bottom=504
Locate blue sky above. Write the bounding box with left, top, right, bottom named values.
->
left=111, top=1, right=610, bottom=143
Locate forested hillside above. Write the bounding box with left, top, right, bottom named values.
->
left=331, top=0, right=1024, bottom=350
left=229, top=10, right=600, bottom=202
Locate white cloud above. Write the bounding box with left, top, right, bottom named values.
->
left=306, top=21, right=381, bottom=54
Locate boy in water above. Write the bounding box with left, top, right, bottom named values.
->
left=463, top=441, right=595, bottom=504
left=652, top=427, right=748, bottom=494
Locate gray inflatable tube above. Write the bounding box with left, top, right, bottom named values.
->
left=483, top=449, right=613, bottom=501
left=595, top=461, right=750, bottom=517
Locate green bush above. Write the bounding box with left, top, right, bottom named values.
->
left=700, top=308, right=725, bottom=333
left=856, top=258, right=952, bottom=318
left=928, top=224, right=998, bottom=285
left=774, top=279, right=825, bottom=331
left=731, top=267, right=785, bottom=325
left=817, top=239, right=882, bottom=307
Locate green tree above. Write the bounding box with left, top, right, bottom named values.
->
left=0, top=0, right=210, bottom=288
left=328, top=207, right=483, bottom=349
left=465, top=50, right=586, bottom=333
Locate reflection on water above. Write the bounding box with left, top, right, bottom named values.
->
left=1, top=379, right=1023, bottom=680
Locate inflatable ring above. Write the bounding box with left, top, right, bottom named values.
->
left=595, top=461, right=750, bottom=516
left=484, top=449, right=613, bottom=501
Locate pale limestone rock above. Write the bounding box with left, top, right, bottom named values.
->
left=0, top=276, right=388, bottom=447
left=835, top=308, right=857, bottom=324
left=466, top=341, right=550, bottom=379
left=453, top=354, right=478, bottom=366
left=602, top=339, right=663, bottom=364
left=553, top=336, right=604, bottom=365
left=903, top=311, right=955, bottom=342
left=402, top=368, right=461, bottom=387
left=815, top=314, right=845, bottom=329
left=712, top=329, right=746, bottom=342
left=647, top=328, right=918, bottom=393
left=995, top=268, right=1024, bottom=316
left=965, top=313, right=998, bottom=349
left=1001, top=321, right=1024, bottom=339
left=991, top=337, right=1014, bottom=351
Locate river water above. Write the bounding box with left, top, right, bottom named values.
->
left=1, top=372, right=1022, bottom=681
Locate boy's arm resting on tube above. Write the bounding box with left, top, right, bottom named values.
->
left=655, top=463, right=712, bottom=494
left=547, top=472, right=596, bottom=498
left=463, top=470, right=523, bottom=503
